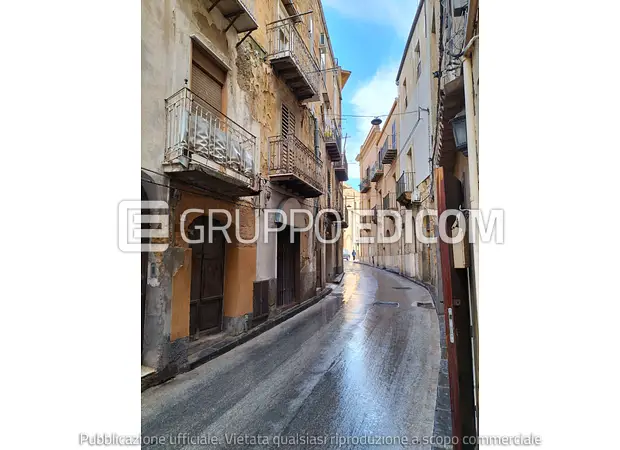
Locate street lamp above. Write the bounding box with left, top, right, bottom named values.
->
left=371, top=117, right=382, bottom=126
left=450, top=109, right=468, bottom=156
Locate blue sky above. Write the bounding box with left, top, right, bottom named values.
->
left=323, top=0, right=420, bottom=191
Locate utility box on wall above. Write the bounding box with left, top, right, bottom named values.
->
left=452, top=235, right=470, bottom=269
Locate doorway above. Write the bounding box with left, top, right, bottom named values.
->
left=188, top=216, right=225, bottom=338
left=277, top=226, right=299, bottom=307
left=436, top=167, right=477, bottom=448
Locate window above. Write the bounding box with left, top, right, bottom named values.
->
left=407, top=148, right=413, bottom=172
left=391, top=122, right=396, bottom=148
left=191, top=42, right=226, bottom=112
left=319, top=32, right=326, bottom=46
left=403, top=79, right=408, bottom=108
left=415, top=42, right=421, bottom=80
left=281, top=103, right=295, bottom=137
left=320, top=48, right=326, bottom=70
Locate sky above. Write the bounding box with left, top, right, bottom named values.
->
left=322, top=0, right=420, bottom=191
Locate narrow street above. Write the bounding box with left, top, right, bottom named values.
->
left=142, top=262, right=441, bottom=449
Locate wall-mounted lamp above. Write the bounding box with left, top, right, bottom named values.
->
left=450, top=109, right=468, bottom=156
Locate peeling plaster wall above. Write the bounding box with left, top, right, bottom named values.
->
left=142, top=0, right=346, bottom=373
left=171, top=191, right=257, bottom=337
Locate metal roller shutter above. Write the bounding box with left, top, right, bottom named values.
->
left=191, top=43, right=225, bottom=112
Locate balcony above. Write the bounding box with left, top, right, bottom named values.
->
left=360, top=177, right=371, bottom=193
left=336, top=186, right=348, bottom=228
left=340, top=205, right=348, bottom=229
left=370, top=160, right=384, bottom=182
left=268, top=134, right=323, bottom=198
left=326, top=186, right=348, bottom=228
left=334, top=151, right=348, bottom=182
left=396, top=171, right=421, bottom=206
left=207, top=0, right=258, bottom=33
left=383, top=192, right=398, bottom=211
left=325, top=122, right=342, bottom=161
left=380, top=134, right=397, bottom=165
left=163, top=87, right=258, bottom=197
left=267, top=21, right=321, bottom=102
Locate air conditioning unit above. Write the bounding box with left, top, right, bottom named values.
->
left=453, top=0, right=468, bottom=16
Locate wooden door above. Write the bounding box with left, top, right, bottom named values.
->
left=189, top=216, right=225, bottom=337
left=277, top=227, right=298, bottom=307
left=435, top=167, right=477, bottom=449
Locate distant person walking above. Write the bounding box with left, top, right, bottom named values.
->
left=351, top=249, right=356, bottom=261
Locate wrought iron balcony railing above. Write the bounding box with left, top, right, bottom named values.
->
left=267, top=21, right=321, bottom=101
left=268, top=134, right=323, bottom=198
left=397, top=171, right=420, bottom=205
left=360, top=176, right=371, bottom=193
left=325, top=121, right=342, bottom=161
left=164, top=87, right=257, bottom=194
left=334, top=150, right=348, bottom=181
left=370, top=160, right=384, bottom=182
left=380, top=134, right=397, bottom=164
left=383, top=192, right=398, bottom=210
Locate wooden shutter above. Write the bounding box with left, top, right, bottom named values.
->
left=281, top=104, right=290, bottom=137
left=191, top=43, right=225, bottom=112
left=281, top=104, right=295, bottom=137
left=281, top=104, right=296, bottom=171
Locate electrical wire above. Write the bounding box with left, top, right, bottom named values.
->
left=142, top=167, right=327, bottom=211
left=325, top=110, right=422, bottom=119
left=141, top=167, right=258, bottom=209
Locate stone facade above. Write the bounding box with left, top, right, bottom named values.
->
left=141, top=0, right=349, bottom=379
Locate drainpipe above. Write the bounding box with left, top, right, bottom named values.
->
left=461, top=36, right=479, bottom=299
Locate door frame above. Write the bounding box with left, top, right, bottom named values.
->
left=435, top=166, right=477, bottom=448
left=188, top=215, right=227, bottom=339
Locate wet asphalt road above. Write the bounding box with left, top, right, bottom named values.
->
left=142, top=262, right=441, bottom=449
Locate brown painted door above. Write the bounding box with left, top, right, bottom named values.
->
left=189, top=217, right=225, bottom=338
left=435, top=167, right=477, bottom=449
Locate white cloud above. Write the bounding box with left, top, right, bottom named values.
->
left=323, top=0, right=419, bottom=38
left=343, top=64, right=398, bottom=181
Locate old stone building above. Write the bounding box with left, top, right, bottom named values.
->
left=431, top=0, right=479, bottom=438
left=141, top=0, right=349, bottom=383
left=341, top=183, right=360, bottom=259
